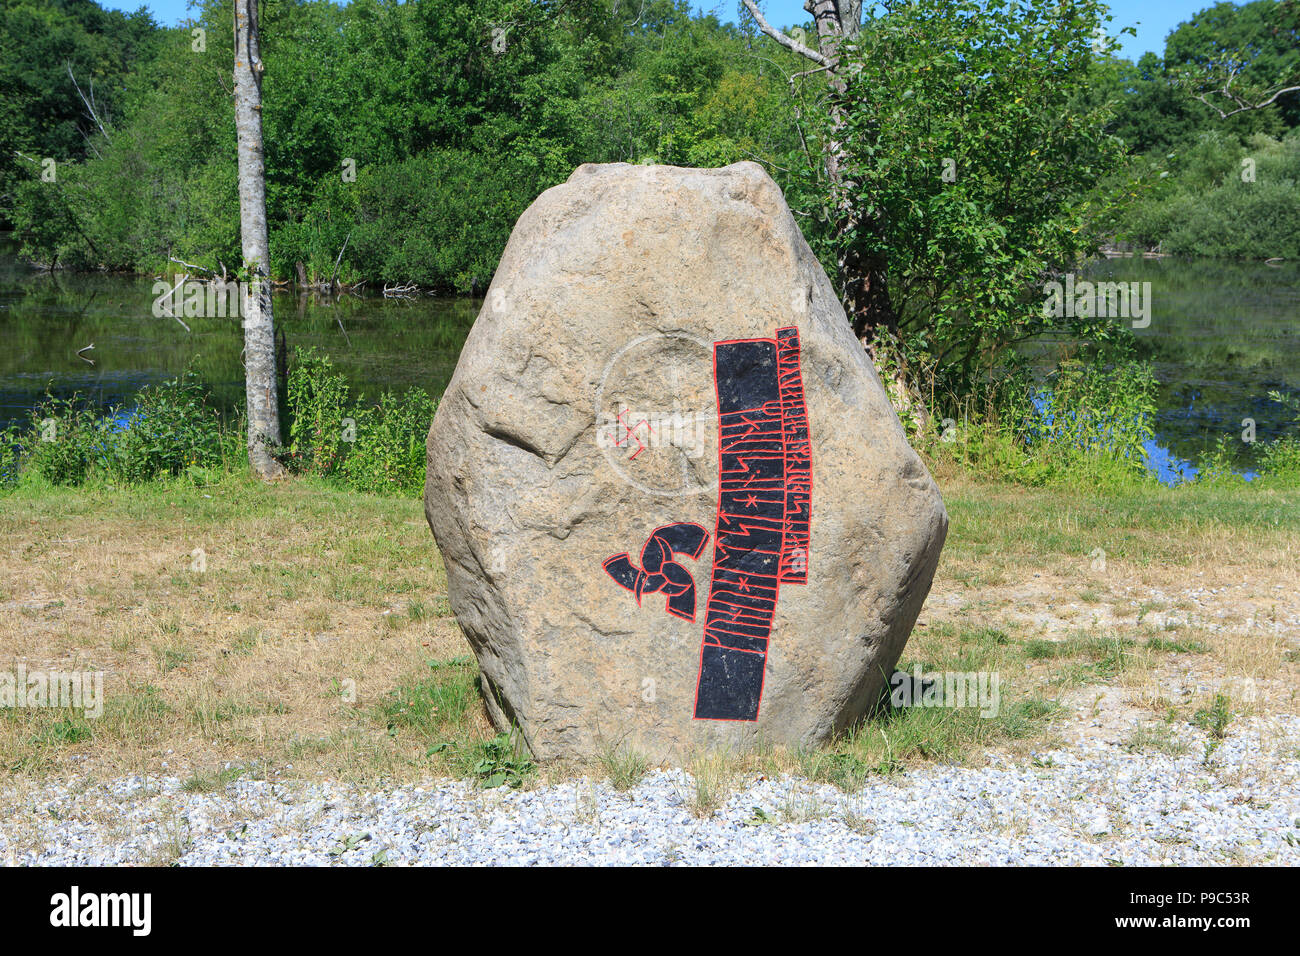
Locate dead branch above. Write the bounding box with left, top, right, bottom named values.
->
left=66, top=63, right=111, bottom=143
left=1190, top=64, right=1300, bottom=119
left=168, top=256, right=216, bottom=276
left=739, top=0, right=832, bottom=67
left=330, top=230, right=352, bottom=288
left=160, top=274, right=193, bottom=332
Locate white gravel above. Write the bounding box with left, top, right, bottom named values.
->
left=4, top=715, right=1298, bottom=866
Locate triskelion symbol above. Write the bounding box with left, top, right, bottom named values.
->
left=603, top=523, right=710, bottom=622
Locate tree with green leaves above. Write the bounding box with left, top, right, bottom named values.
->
left=0, top=0, right=157, bottom=227
left=1166, top=0, right=1300, bottom=127
left=745, top=0, right=1132, bottom=407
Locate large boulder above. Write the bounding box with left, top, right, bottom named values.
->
left=424, top=162, right=947, bottom=762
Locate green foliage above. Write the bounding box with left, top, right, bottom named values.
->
left=0, top=0, right=158, bottom=226
left=2, top=353, right=439, bottom=502
left=1028, top=356, right=1159, bottom=466
left=1193, top=435, right=1249, bottom=486
left=1257, top=437, right=1300, bottom=485
left=1192, top=692, right=1234, bottom=762
left=6, top=0, right=1297, bottom=281
left=25, top=395, right=105, bottom=486
left=285, top=348, right=351, bottom=476
left=1087, top=52, right=1204, bottom=157
left=0, top=424, right=22, bottom=489
left=336, top=387, right=437, bottom=496
left=22, top=374, right=226, bottom=486
left=6, top=0, right=796, bottom=291
left=284, top=347, right=435, bottom=495
left=926, top=353, right=1162, bottom=490
left=1097, top=0, right=1300, bottom=259
left=108, top=372, right=226, bottom=482
left=1164, top=0, right=1300, bottom=132
left=340, top=150, right=537, bottom=291
left=799, top=0, right=1133, bottom=395
left=6, top=356, right=435, bottom=496
left=463, top=732, right=535, bottom=789
left=1119, top=130, right=1300, bottom=258
left=8, top=176, right=83, bottom=267
left=1255, top=388, right=1300, bottom=486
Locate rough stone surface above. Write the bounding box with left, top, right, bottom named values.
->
left=424, top=161, right=947, bottom=761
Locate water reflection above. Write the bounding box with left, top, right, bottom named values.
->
left=3, top=241, right=1297, bottom=483
left=0, top=243, right=478, bottom=429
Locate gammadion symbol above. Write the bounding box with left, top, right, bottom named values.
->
left=602, top=325, right=812, bottom=722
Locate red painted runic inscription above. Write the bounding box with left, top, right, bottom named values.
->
left=693, top=325, right=812, bottom=721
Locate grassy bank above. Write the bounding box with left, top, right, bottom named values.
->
left=2, top=470, right=1295, bottom=798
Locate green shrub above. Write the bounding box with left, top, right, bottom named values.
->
left=107, top=372, right=225, bottom=482
left=25, top=395, right=106, bottom=486
left=1119, top=131, right=1300, bottom=259
left=0, top=424, right=23, bottom=490
left=336, top=388, right=436, bottom=496
left=1254, top=389, right=1300, bottom=486
left=1258, top=438, right=1300, bottom=486
left=6, top=357, right=434, bottom=496
left=284, top=349, right=436, bottom=495
left=1193, top=436, right=1249, bottom=487
left=459, top=733, right=535, bottom=789
left=341, top=150, right=541, bottom=293
left=928, top=355, right=1160, bottom=489
left=285, top=347, right=351, bottom=477
left=1027, top=357, right=1158, bottom=466
left=14, top=374, right=226, bottom=488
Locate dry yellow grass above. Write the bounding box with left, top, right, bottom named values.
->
left=0, top=470, right=1296, bottom=789
left=0, top=476, right=492, bottom=783
left=915, top=472, right=1300, bottom=745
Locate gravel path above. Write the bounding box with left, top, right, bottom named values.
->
left=4, top=715, right=1298, bottom=866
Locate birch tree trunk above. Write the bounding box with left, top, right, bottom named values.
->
left=234, top=0, right=284, bottom=478
left=742, top=0, right=921, bottom=423
left=802, top=0, right=896, bottom=343
left=744, top=0, right=897, bottom=340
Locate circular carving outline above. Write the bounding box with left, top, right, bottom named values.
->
left=594, top=331, right=715, bottom=499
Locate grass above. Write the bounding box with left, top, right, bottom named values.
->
left=1145, top=636, right=1209, bottom=654
left=0, top=468, right=1296, bottom=794
left=29, top=713, right=94, bottom=747
left=684, top=752, right=734, bottom=818
left=0, top=472, right=488, bottom=782
left=376, top=659, right=479, bottom=743
left=1124, top=720, right=1191, bottom=757
left=597, top=744, right=650, bottom=792
left=933, top=468, right=1300, bottom=576
left=180, top=763, right=254, bottom=793
left=1192, top=693, right=1235, bottom=740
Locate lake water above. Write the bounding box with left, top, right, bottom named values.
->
left=1, top=240, right=1296, bottom=483
left=1083, top=257, right=1300, bottom=480
left=0, top=240, right=476, bottom=430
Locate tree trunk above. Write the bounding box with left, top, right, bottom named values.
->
left=801, top=0, right=921, bottom=424
left=802, top=0, right=898, bottom=342
left=234, top=0, right=284, bottom=478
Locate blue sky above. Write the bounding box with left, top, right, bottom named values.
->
left=106, top=0, right=1216, bottom=60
